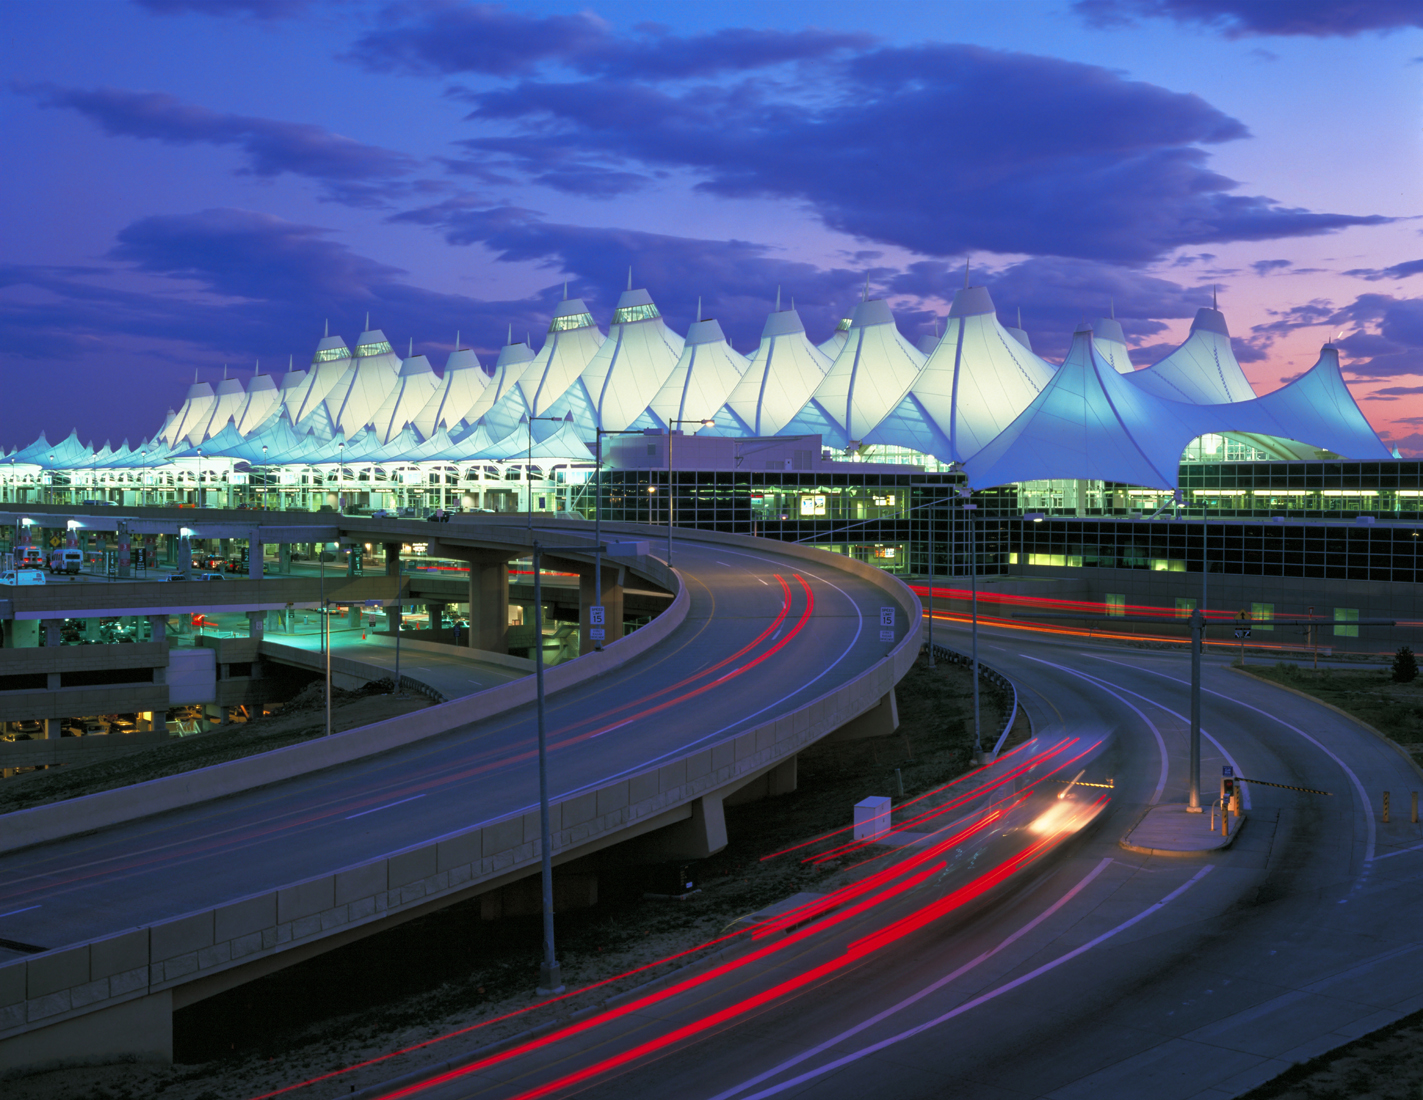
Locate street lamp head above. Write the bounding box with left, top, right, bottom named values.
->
left=1025, top=512, right=1046, bottom=522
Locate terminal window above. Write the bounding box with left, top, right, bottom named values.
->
left=1334, top=608, right=1359, bottom=638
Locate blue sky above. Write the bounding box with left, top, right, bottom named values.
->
left=2, top=0, right=1421, bottom=451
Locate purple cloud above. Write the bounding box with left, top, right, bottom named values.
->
left=1345, top=258, right=1423, bottom=281
left=1251, top=259, right=1292, bottom=275
left=349, top=3, right=872, bottom=79
left=446, top=43, right=1388, bottom=263
left=1073, top=0, right=1423, bottom=37
left=17, top=83, right=419, bottom=206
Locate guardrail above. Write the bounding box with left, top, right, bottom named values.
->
left=923, top=642, right=1021, bottom=756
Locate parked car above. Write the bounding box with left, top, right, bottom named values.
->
left=0, top=570, right=45, bottom=586
left=198, top=573, right=225, bottom=581
left=370, top=509, right=393, bottom=518
left=427, top=509, right=452, bottom=522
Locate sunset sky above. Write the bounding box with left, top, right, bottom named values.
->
left=2, top=0, right=1421, bottom=455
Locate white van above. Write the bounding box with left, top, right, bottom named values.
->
left=49, top=548, right=83, bottom=574
left=0, top=570, right=45, bottom=586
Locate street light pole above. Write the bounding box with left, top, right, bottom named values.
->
left=965, top=497, right=981, bottom=761
left=665, top=418, right=715, bottom=565
left=532, top=540, right=563, bottom=995
left=1188, top=606, right=1203, bottom=811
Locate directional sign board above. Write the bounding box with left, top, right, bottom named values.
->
left=590, top=605, right=605, bottom=626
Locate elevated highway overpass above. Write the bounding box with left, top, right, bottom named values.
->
left=0, top=517, right=919, bottom=1073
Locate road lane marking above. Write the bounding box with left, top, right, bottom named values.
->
left=1022, top=655, right=1169, bottom=804
left=716, top=561, right=733, bottom=566
left=1085, top=654, right=1372, bottom=860
left=345, top=794, right=426, bottom=819
left=730, top=865, right=1216, bottom=1100
left=1372, top=840, right=1423, bottom=861
left=1065, top=656, right=1251, bottom=811
left=707, top=857, right=1115, bottom=1100
left=0, top=906, right=40, bottom=919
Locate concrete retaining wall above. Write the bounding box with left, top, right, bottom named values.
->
left=0, top=555, right=687, bottom=855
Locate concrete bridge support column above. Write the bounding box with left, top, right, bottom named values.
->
left=248, top=533, right=262, bottom=579
left=579, top=563, right=624, bottom=652
left=246, top=611, right=264, bottom=641
left=427, top=601, right=447, bottom=635
left=148, top=615, right=167, bottom=645
left=43, top=618, right=62, bottom=647
left=279, top=543, right=291, bottom=574
left=466, top=554, right=511, bottom=653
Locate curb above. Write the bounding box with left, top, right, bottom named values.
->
left=1228, top=665, right=1423, bottom=785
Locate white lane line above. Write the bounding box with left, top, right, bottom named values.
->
left=0, top=906, right=40, bottom=919
left=1022, top=655, right=1169, bottom=805
left=1085, top=654, right=1372, bottom=862
left=591, top=720, right=634, bottom=739
left=716, top=561, right=733, bottom=566
left=1062, top=657, right=1251, bottom=812
left=757, top=578, right=769, bottom=585
left=707, top=857, right=1115, bottom=1100
left=345, top=793, right=426, bottom=820
left=1370, top=840, right=1423, bottom=861
left=731, top=865, right=1216, bottom=1100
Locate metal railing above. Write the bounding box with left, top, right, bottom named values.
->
left=922, top=642, right=1022, bottom=756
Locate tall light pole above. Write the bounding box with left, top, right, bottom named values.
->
left=526, top=416, right=564, bottom=530
left=592, top=427, right=643, bottom=651
left=665, top=418, right=715, bottom=565
left=531, top=540, right=564, bottom=995
left=959, top=488, right=982, bottom=762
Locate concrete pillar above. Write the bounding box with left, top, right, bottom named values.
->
left=767, top=754, right=798, bottom=796
left=248, top=533, right=262, bottom=578
left=44, top=718, right=57, bottom=740
left=578, top=563, right=625, bottom=652
left=117, top=520, right=131, bottom=579
left=645, top=794, right=727, bottom=860
left=43, top=618, right=62, bottom=647
left=149, top=614, right=167, bottom=644
left=7, top=620, right=38, bottom=647
left=246, top=610, right=265, bottom=640
left=346, top=603, right=361, bottom=629
left=84, top=617, right=101, bottom=642
left=428, top=601, right=447, bottom=635
left=178, top=535, right=193, bottom=579
left=467, top=554, right=510, bottom=652
left=279, top=543, right=291, bottom=574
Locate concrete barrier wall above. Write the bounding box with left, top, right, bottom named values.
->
left=0, top=590, right=918, bottom=1054
left=0, top=555, right=688, bottom=855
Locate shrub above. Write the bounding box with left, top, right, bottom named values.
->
left=1393, top=645, right=1418, bottom=684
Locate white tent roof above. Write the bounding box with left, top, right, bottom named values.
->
left=916, top=332, right=940, bottom=357
left=865, top=285, right=1055, bottom=463
left=1003, top=324, right=1034, bottom=352
left=643, top=317, right=748, bottom=431
left=167, top=379, right=216, bottom=446
left=235, top=371, right=280, bottom=435
left=782, top=298, right=925, bottom=448
left=716, top=308, right=832, bottom=437
left=1128, top=307, right=1256, bottom=403
left=1091, top=317, right=1133, bottom=374
left=288, top=334, right=353, bottom=427
left=817, top=314, right=852, bottom=357
left=370, top=353, right=439, bottom=443
left=462, top=338, right=536, bottom=428
left=520, top=298, right=605, bottom=417
left=323, top=329, right=403, bottom=437
left=965, top=331, right=1390, bottom=490
left=412, top=346, right=486, bottom=439
left=575, top=287, right=685, bottom=432
left=195, top=374, right=248, bottom=443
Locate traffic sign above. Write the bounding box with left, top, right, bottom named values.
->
left=1222, top=766, right=1234, bottom=777
left=590, top=627, right=605, bottom=641
left=49, top=536, right=60, bottom=547
left=1234, top=628, right=1251, bottom=638
left=879, top=630, right=895, bottom=642
left=880, top=606, right=895, bottom=628
left=590, top=605, right=605, bottom=626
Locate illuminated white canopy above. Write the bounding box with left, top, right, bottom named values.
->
left=323, top=328, right=403, bottom=438
left=574, top=287, right=685, bottom=433
left=461, top=337, right=536, bottom=430
left=1091, top=317, right=1133, bottom=374
left=235, top=370, right=280, bottom=436
left=370, top=352, right=439, bottom=443
left=1128, top=307, right=1256, bottom=403
left=643, top=317, right=748, bottom=431
left=520, top=297, right=605, bottom=417
left=783, top=298, right=925, bottom=449
left=412, top=346, right=486, bottom=439
left=866, top=285, right=1055, bottom=463
left=716, top=307, right=832, bottom=437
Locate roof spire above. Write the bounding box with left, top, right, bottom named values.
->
left=288, top=354, right=293, bottom=370
left=254, top=359, right=260, bottom=375
left=627, top=266, right=632, bottom=291
left=507, top=323, right=512, bottom=345
left=324, top=319, right=329, bottom=338
left=408, top=337, right=413, bottom=357
left=365, top=311, right=370, bottom=330
left=963, top=257, right=970, bottom=289
left=791, top=296, right=795, bottom=311
left=563, top=280, right=568, bottom=301
left=455, top=330, right=460, bottom=350
left=1017, top=306, right=1023, bottom=330
left=697, top=295, right=702, bottom=322
left=862, top=274, right=869, bottom=302
left=222, top=364, right=228, bottom=380
left=1213, top=284, right=1218, bottom=310
left=1110, top=297, right=1115, bottom=320
left=775, top=285, right=781, bottom=312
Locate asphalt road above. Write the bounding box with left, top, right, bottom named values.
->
left=386, top=616, right=1423, bottom=1100
left=0, top=536, right=906, bottom=960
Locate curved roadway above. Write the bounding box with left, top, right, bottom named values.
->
left=387, top=616, right=1423, bottom=1100
left=0, top=534, right=905, bottom=960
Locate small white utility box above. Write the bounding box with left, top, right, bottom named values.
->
left=853, top=796, right=892, bottom=842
